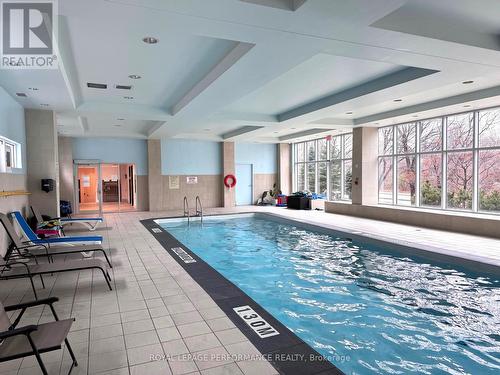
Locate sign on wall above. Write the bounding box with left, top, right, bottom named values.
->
left=169, top=176, right=180, bottom=189
left=186, top=176, right=198, bottom=184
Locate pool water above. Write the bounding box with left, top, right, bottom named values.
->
left=160, top=215, right=500, bottom=375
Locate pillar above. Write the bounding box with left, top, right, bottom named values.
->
left=25, top=109, right=59, bottom=217
left=351, top=127, right=378, bottom=205
left=278, top=143, right=292, bottom=195
left=222, top=142, right=235, bottom=207
left=148, top=139, right=163, bottom=211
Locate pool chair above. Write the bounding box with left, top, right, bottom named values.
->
left=12, top=211, right=103, bottom=246
left=0, top=218, right=113, bottom=299
left=31, top=205, right=103, bottom=231
left=0, top=214, right=112, bottom=268
left=0, top=297, right=78, bottom=374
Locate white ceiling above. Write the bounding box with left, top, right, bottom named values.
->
left=1, top=0, right=500, bottom=143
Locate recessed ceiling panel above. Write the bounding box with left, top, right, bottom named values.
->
left=226, top=53, right=401, bottom=115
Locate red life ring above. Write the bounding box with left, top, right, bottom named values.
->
left=224, top=174, right=237, bottom=188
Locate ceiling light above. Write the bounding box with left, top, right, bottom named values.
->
left=412, top=115, right=419, bottom=118
left=28, top=87, right=38, bottom=91
left=113, top=124, right=122, bottom=127
left=203, top=129, right=211, bottom=131
left=273, top=131, right=279, bottom=134
left=346, top=112, right=353, bottom=115
left=123, top=96, right=134, bottom=99
left=142, top=36, right=159, bottom=44
left=462, top=80, right=474, bottom=84
left=115, top=84, right=132, bottom=90
left=463, top=104, right=471, bottom=108
left=291, top=127, right=296, bottom=130
left=87, top=82, right=107, bottom=89
left=128, top=74, right=141, bottom=80
left=393, top=99, right=403, bottom=102
left=16, top=93, right=27, bottom=97
left=117, top=118, right=125, bottom=121
left=40, top=103, right=49, bottom=107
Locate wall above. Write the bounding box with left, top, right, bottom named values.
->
left=71, top=137, right=149, bottom=211
left=25, top=109, right=59, bottom=218
left=159, top=139, right=223, bottom=210
left=58, top=137, right=74, bottom=203
left=72, top=137, right=148, bottom=175
left=235, top=142, right=278, bottom=204
left=325, top=201, right=500, bottom=239
left=0, top=87, right=27, bottom=256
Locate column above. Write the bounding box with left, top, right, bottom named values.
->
left=148, top=139, right=162, bottom=211
left=222, top=142, right=235, bottom=207
left=351, top=127, right=378, bottom=205
left=25, top=109, right=59, bottom=217
left=278, top=143, right=292, bottom=195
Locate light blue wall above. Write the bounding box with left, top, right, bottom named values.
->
left=161, top=139, right=221, bottom=175
left=72, top=138, right=148, bottom=175
left=0, top=87, right=26, bottom=174
left=235, top=143, right=277, bottom=174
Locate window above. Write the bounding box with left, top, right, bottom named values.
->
left=293, top=133, right=353, bottom=201
left=378, top=106, right=500, bottom=214
left=0, top=136, right=21, bottom=173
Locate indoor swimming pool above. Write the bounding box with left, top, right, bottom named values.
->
left=158, top=214, right=500, bottom=374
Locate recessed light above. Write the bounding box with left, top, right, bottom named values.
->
left=128, top=74, right=141, bottom=80
left=291, top=127, right=296, bottom=130
left=40, top=103, right=49, bottom=107
left=142, top=36, right=158, bottom=44
left=123, top=96, right=134, bottom=99
left=412, top=115, right=419, bottom=118
left=117, top=118, right=125, bottom=121
left=115, top=84, right=132, bottom=90
left=273, top=131, right=279, bottom=134
left=87, top=82, right=107, bottom=89
left=16, top=93, right=27, bottom=97
left=393, top=99, right=403, bottom=102
left=28, top=87, right=38, bottom=91
left=462, top=80, right=474, bottom=84
left=113, top=124, right=122, bottom=127
left=346, top=111, right=353, bottom=115
left=463, top=104, right=471, bottom=108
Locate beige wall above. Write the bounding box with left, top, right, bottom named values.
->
left=136, top=175, right=149, bottom=211
left=325, top=201, right=500, bottom=239
left=222, top=142, right=235, bottom=207
left=278, top=143, right=292, bottom=195
left=25, top=109, right=59, bottom=217
left=0, top=173, right=28, bottom=255
left=159, top=175, right=222, bottom=210
left=253, top=173, right=278, bottom=204
left=148, top=140, right=162, bottom=211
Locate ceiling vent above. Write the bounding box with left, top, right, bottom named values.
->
left=87, top=82, right=107, bottom=89
left=115, top=84, right=132, bottom=90
left=16, top=93, right=27, bottom=97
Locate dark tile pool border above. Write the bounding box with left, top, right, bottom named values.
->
left=141, top=216, right=344, bottom=375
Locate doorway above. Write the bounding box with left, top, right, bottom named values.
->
left=235, top=164, right=253, bottom=205
left=75, top=162, right=137, bottom=214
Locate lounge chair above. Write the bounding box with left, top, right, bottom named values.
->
left=0, top=214, right=112, bottom=268
left=31, top=206, right=103, bottom=231
left=0, top=297, right=78, bottom=374
left=0, top=216, right=113, bottom=299
left=12, top=211, right=102, bottom=245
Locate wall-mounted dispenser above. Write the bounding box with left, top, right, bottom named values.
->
left=41, top=179, right=55, bottom=193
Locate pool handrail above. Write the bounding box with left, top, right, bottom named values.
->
left=195, top=196, right=203, bottom=223
left=183, top=196, right=190, bottom=226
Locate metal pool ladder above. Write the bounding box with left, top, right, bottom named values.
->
left=183, top=196, right=190, bottom=226
left=195, top=196, right=203, bottom=223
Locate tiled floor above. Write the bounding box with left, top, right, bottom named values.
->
left=1, top=206, right=499, bottom=375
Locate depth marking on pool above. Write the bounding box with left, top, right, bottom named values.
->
left=233, top=305, right=279, bottom=338
left=151, top=228, right=162, bottom=233
left=171, top=247, right=197, bottom=264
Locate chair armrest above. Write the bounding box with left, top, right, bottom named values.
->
left=0, top=325, right=37, bottom=340
left=5, top=297, right=59, bottom=312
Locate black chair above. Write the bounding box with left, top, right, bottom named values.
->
left=0, top=297, right=77, bottom=374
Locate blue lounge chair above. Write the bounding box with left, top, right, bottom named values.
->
left=11, top=212, right=102, bottom=245
left=31, top=206, right=103, bottom=231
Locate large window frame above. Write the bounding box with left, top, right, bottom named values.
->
left=378, top=106, right=500, bottom=215
left=293, top=133, right=352, bottom=201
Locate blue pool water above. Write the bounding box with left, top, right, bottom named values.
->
left=160, top=215, right=500, bottom=374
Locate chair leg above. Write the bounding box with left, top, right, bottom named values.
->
left=39, top=274, right=45, bottom=289
left=64, top=338, right=79, bottom=368
left=27, top=335, right=48, bottom=375
left=100, top=268, right=113, bottom=290
left=29, top=275, right=38, bottom=300
left=102, top=250, right=112, bottom=268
